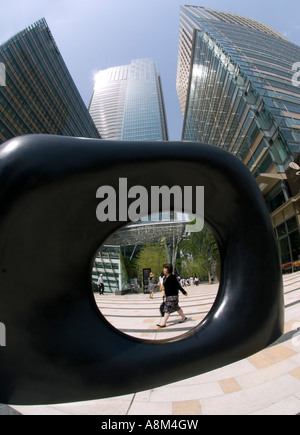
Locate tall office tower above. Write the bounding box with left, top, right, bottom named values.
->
left=89, top=60, right=172, bottom=292
left=0, top=18, right=100, bottom=144
left=89, top=58, right=168, bottom=141
left=177, top=5, right=300, bottom=268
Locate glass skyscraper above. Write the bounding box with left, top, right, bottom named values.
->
left=0, top=18, right=100, bottom=144
left=177, top=5, right=300, bottom=268
left=89, top=58, right=168, bottom=141
left=89, top=60, right=172, bottom=292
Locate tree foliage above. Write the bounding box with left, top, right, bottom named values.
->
left=122, top=226, right=219, bottom=285
left=134, top=241, right=168, bottom=282
left=178, top=226, right=219, bottom=282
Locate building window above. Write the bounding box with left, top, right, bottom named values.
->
left=268, top=190, right=286, bottom=213
left=276, top=216, right=300, bottom=267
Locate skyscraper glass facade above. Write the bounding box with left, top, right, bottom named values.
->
left=177, top=6, right=300, bottom=268
left=0, top=18, right=100, bottom=144
left=89, top=58, right=168, bottom=141
left=89, top=65, right=129, bottom=140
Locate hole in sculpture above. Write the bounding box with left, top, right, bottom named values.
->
left=91, top=213, right=220, bottom=341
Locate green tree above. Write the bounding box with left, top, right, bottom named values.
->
left=179, top=226, right=219, bottom=283
left=134, top=241, right=168, bottom=283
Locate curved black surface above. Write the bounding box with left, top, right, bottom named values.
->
left=0, top=135, right=284, bottom=405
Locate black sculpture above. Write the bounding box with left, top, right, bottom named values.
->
left=0, top=135, right=284, bottom=405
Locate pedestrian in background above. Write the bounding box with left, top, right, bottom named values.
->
left=148, top=272, right=156, bottom=299
left=98, top=274, right=104, bottom=295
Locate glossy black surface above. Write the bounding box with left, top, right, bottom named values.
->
left=0, top=135, right=284, bottom=405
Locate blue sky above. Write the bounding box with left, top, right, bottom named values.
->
left=1, top=0, right=300, bottom=140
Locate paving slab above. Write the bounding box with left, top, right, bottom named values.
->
left=5, top=271, right=300, bottom=415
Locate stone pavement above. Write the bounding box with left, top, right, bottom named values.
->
left=5, top=271, right=300, bottom=415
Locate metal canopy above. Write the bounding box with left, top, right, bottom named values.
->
left=105, top=220, right=188, bottom=247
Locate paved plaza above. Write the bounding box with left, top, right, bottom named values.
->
left=2, top=271, right=300, bottom=415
